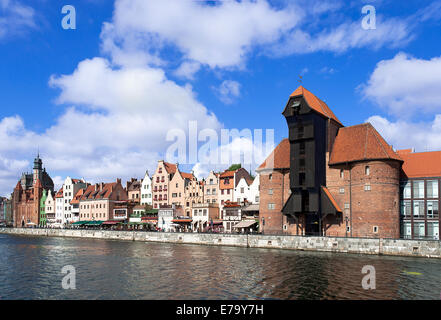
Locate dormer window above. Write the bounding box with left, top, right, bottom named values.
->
left=291, top=100, right=301, bottom=114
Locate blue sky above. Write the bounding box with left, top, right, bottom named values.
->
left=1, top=0, right=441, bottom=195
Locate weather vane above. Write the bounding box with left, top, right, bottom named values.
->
left=298, top=75, right=303, bottom=84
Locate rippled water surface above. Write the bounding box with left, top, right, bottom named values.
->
left=1, top=233, right=440, bottom=300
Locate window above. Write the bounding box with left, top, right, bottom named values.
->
left=299, top=142, right=305, bottom=155
left=339, top=188, right=344, bottom=194
left=298, top=126, right=304, bottom=138
left=268, top=203, right=275, bottom=210
left=241, top=187, right=244, bottom=193
left=346, top=226, right=350, bottom=233
left=365, top=166, right=370, bottom=176
left=373, top=226, right=378, bottom=233
left=413, top=180, right=424, bottom=198
left=413, top=200, right=424, bottom=218
left=427, top=180, right=439, bottom=198
left=400, top=182, right=411, bottom=199
left=340, top=169, right=344, bottom=179
left=269, top=174, right=272, bottom=181
left=364, top=184, right=371, bottom=191
left=268, top=189, right=273, bottom=195
left=299, top=158, right=305, bottom=170
left=299, top=173, right=306, bottom=186
left=427, top=222, right=439, bottom=240
left=427, top=201, right=439, bottom=218
left=344, top=203, right=350, bottom=209
left=400, top=200, right=411, bottom=217
left=414, top=222, right=425, bottom=239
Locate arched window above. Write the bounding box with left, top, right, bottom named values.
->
left=365, top=166, right=370, bottom=176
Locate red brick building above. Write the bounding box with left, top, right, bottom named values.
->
left=12, top=155, right=54, bottom=227
left=257, top=86, right=425, bottom=239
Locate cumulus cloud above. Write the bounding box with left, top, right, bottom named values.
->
left=191, top=135, right=274, bottom=180
left=214, top=80, right=241, bottom=105
left=0, top=0, right=36, bottom=39
left=0, top=57, right=222, bottom=195
left=174, top=61, right=201, bottom=80
left=270, top=15, right=411, bottom=56
left=368, top=115, right=441, bottom=152
left=362, top=53, right=441, bottom=117
left=104, top=0, right=299, bottom=69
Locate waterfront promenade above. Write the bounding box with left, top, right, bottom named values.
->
left=1, top=227, right=440, bottom=259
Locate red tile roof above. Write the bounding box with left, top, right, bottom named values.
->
left=181, top=172, right=194, bottom=180
left=257, top=138, right=290, bottom=171
left=290, top=86, right=342, bottom=126
left=80, top=182, right=118, bottom=201
left=220, top=170, right=235, bottom=178
left=70, top=188, right=85, bottom=204
left=399, top=150, right=441, bottom=178
left=329, top=123, right=402, bottom=165
left=55, top=187, right=63, bottom=198
left=164, top=162, right=177, bottom=174
left=322, top=186, right=342, bottom=212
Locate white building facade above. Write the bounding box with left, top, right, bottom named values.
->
left=141, top=171, right=153, bottom=206
left=63, top=177, right=87, bottom=224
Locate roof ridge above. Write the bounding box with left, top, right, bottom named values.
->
left=369, top=123, right=393, bottom=159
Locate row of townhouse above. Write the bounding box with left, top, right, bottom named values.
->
left=150, top=160, right=260, bottom=213
left=9, top=154, right=259, bottom=231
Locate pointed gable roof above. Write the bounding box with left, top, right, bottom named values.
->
left=289, top=86, right=342, bottom=126
left=329, top=123, right=402, bottom=165
left=256, top=138, right=290, bottom=171
left=164, top=162, right=177, bottom=174
left=181, top=172, right=195, bottom=180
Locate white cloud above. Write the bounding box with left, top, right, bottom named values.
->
left=368, top=115, right=441, bottom=152
left=362, top=53, right=441, bottom=117
left=0, top=57, right=222, bottom=196
left=0, top=0, right=36, bottom=39
left=270, top=15, right=411, bottom=56
left=174, top=61, right=201, bottom=80
left=103, top=0, right=300, bottom=69
left=214, top=80, right=241, bottom=104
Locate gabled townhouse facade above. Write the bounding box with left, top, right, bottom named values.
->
left=79, top=179, right=128, bottom=222
left=62, top=177, right=88, bottom=224
left=184, top=177, right=204, bottom=216
left=169, top=168, right=193, bottom=209
left=219, top=168, right=253, bottom=211
left=126, top=178, right=141, bottom=203
left=45, top=190, right=55, bottom=226
left=140, top=171, right=152, bottom=206
left=204, top=171, right=219, bottom=205
left=55, top=187, right=64, bottom=226
left=152, top=160, right=177, bottom=209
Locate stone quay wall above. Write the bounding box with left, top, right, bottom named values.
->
left=1, top=228, right=440, bottom=259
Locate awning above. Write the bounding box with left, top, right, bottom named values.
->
left=102, top=220, right=121, bottom=225
left=233, top=220, right=257, bottom=228
left=172, top=219, right=192, bottom=223
left=84, top=221, right=103, bottom=226
left=71, top=221, right=87, bottom=225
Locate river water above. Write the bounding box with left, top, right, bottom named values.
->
left=0, top=233, right=440, bottom=300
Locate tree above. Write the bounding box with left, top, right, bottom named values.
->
left=227, top=164, right=241, bottom=171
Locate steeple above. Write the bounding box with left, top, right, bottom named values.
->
left=33, top=153, right=43, bottom=185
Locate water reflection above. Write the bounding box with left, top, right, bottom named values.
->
left=0, top=234, right=440, bottom=300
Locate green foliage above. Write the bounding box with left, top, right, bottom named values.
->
left=227, top=164, right=241, bottom=171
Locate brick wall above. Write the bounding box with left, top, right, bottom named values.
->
left=258, top=169, right=290, bottom=234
